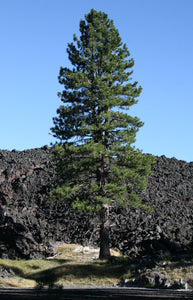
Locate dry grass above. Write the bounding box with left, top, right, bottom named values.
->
left=0, top=244, right=125, bottom=288
left=0, top=277, right=36, bottom=288
left=1, top=245, right=193, bottom=289
left=153, top=257, right=193, bottom=288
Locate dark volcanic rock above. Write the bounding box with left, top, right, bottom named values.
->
left=0, top=146, right=56, bottom=258
left=0, top=265, right=15, bottom=278
left=0, top=146, right=193, bottom=258
left=0, top=146, right=95, bottom=258
left=119, top=271, right=188, bottom=289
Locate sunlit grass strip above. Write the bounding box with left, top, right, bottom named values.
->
left=0, top=245, right=125, bottom=288
left=1, top=244, right=193, bottom=289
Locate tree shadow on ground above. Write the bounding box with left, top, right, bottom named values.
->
left=1, top=238, right=193, bottom=289
left=27, top=259, right=128, bottom=288
left=29, top=254, right=193, bottom=289
left=0, top=257, right=130, bottom=288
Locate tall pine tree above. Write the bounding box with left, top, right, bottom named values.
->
left=50, top=9, right=155, bottom=259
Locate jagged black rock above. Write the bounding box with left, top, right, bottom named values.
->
left=0, top=146, right=193, bottom=259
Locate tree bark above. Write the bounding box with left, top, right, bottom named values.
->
left=99, top=203, right=111, bottom=259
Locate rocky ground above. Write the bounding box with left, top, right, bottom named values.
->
left=0, top=146, right=193, bottom=259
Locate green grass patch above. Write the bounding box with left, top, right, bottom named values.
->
left=1, top=245, right=193, bottom=289
left=0, top=244, right=129, bottom=288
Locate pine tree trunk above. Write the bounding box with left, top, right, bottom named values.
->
left=99, top=203, right=111, bottom=259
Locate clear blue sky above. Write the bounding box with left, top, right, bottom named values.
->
left=0, top=0, right=193, bottom=162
